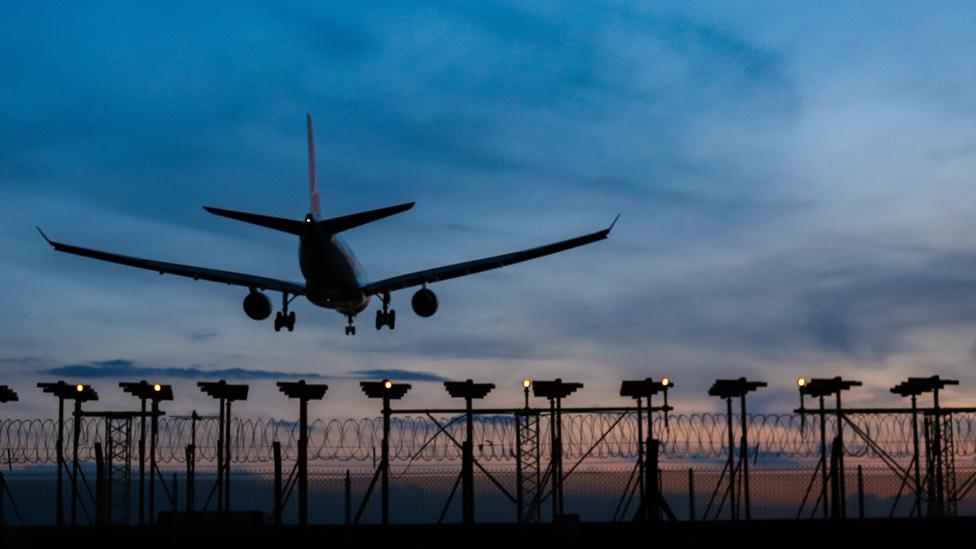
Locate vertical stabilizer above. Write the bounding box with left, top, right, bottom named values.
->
left=306, top=113, right=321, bottom=218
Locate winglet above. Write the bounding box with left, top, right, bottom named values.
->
left=36, top=226, right=53, bottom=245
left=606, top=214, right=620, bottom=234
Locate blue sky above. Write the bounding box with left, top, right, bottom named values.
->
left=3, top=1, right=976, bottom=418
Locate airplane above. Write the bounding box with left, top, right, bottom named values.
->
left=38, top=114, right=617, bottom=335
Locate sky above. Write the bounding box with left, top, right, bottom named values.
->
left=3, top=1, right=976, bottom=419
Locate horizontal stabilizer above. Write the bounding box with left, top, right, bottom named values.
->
left=203, top=206, right=303, bottom=235
left=318, top=202, right=415, bottom=234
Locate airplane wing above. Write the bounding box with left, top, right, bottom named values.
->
left=37, top=228, right=306, bottom=295
left=360, top=216, right=618, bottom=296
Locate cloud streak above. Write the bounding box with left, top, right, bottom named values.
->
left=41, top=359, right=327, bottom=380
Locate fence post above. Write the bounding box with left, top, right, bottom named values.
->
left=94, top=442, right=104, bottom=526
left=345, top=470, right=352, bottom=525
left=688, top=468, right=695, bottom=522
left=857, top=465, right=864, bottom=519
left=273, top=441, right=282, bottom=525
left=185, top=444, right=195, bottom=513
left=172, top=473, right=179, bottom=513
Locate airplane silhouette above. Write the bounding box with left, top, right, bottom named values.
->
left=38, top=114, right=616, bottom=335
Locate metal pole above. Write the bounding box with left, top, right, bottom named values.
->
left=819, top=396, right=829, bottom=519
left=149, top=398, right=158, bottom=523
left=172, top=473, right=178, bottom=513
left=835, top=390, right=846, bottom=519
left=462, top=395, right=474, bottom=524
left=932, top=387, right=944, bottom=516
left=857, top=465, right=864, bottom=519
left=216, top=398, right=224, bottom=513
left=298, top=397, right=308, bottom=526
left=910, top=395, right=921, bottom=518
left=94, top=442, right=104, bottom=526
left=726, top=397, right=736, bottom=520
left=273, top=441, right=282, bottom=525
left=648, top=438, right=660, bottom=521
left=515, top=411, right=523, bottom=524
left=740, top=392, right=751, bottom=520
left=71, top=398, right=81, bottom=526
left=344, top=470, right=351, bottom=525
left=636, top=396, right=645, bottom=521
left=185, top=445, right=195, bottom=513
left=56, top=396, right=64, bottom=526
left=189, top=411, right=197, bottom=513
left=224, top=399, right=232, bottom=512
left=381, top=394, right=390, bottom=525
left=139, top=396, right=146, bottom=525
left=557, top=396, right=565, bottom=516
left=688, top=468, right=695, bottom=522
left=550, top=397, right=558, bottom=521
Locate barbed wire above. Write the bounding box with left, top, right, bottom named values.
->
left=2, top=412, right=974, bottom=465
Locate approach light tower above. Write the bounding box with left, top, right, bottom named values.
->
left=277, top=380, right=328, bottom=526
left=444, top=379, right=495, bottom=524
left=360, top=380, right=411, bottom=525
left=533, top=378, right=583, bottom=520
left=796, top=376, right=861, bottom=520
left=38, top=382, right=97, bottom=526
left=891, top=375, right=959, bottom=517
left=708, top=377, right=766, bottom=520
left=120, top=381, right=173, bottom=523
left=198, top=380, right=248, bottom=513
left=620, top=377, right=674, bottom=521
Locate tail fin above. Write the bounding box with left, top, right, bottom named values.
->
left=306, top=113, right=321, bottom=219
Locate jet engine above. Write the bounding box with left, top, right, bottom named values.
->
left=411, top=288, right=438, bottom=317
left=243, top=290, right=272, bottom=320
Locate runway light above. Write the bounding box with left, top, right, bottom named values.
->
left=383, top=379, right=393, bottom=390
left=76, top=384, right=84, bottom=392
left=796, top=377, right=808, bottom=388
left=522, top=379, right=532, bottom=389
left=661, top=377, right=671, bottom=387
left=153, top=383, right=162, bottom=392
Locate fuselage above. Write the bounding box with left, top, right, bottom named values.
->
left=298, top=216, right=371, bottom=315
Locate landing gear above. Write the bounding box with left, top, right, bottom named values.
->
left=274, top=293, right=297, bottom=332
left=375, top=291, right=396, bottom=330
left=345, top=315, right=357, bottom=336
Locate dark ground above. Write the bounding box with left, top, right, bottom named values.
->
left=2, top=517, right=970, bottom=549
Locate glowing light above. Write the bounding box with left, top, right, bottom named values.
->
left=522, top=379, right=532, bottom=389
left=383, top=379, right=393, bottom=390
left=153, top=384, right=162, bottom=392
left=797, top=377, right=808, bottom=388
left=75, top=384, right=84, bottom=392
left=661, top=377, right=671, bottom=387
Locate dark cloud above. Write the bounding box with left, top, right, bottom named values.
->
left=361, top=334, right=547, bottom=360
left=187, top=331, right=219, bottom=342
left=348, top=369, right=450, bottom=382
left=0, top=356, right=45, bottom=365
left=41, top=359, right=326, bottom=380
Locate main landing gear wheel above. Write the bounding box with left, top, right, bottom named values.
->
left=274, top=311, right=296, bottom=332
left=274, top=293, right=297, bottom=332
left=375, top=291, right=396, bottom=330
left=375, top=309, right=396, bottom=330
left=345, top=315, right=357, bottom=336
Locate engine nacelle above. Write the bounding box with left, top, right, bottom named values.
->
left=411, top=288, right=438, bottom=318
left=243, top=290, right=272, bottom=320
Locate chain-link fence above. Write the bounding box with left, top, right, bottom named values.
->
left=3, top=463, right=975, bottom=526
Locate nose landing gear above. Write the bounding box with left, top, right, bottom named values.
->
left=345, top=315, right=357, bottom=336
